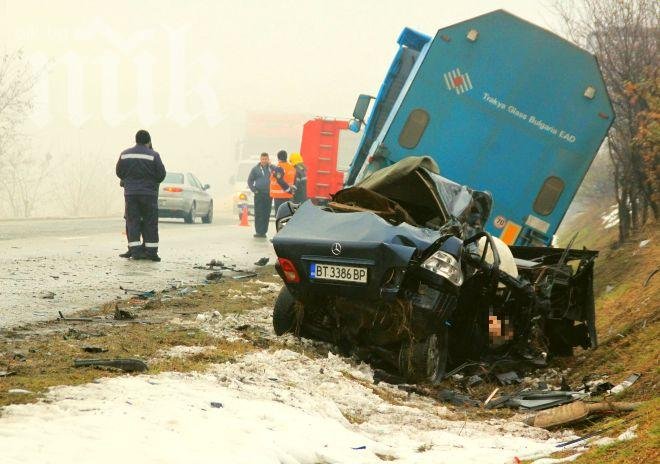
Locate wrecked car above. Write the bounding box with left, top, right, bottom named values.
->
left=271, top=157, right=597, bottom=383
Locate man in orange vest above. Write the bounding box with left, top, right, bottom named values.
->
left=270, top=150, right=296, bottom=215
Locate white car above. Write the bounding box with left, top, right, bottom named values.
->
left=158, top=172, right=213, bottom=224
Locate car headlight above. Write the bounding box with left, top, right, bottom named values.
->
left=421, top=250, right=463, bottom=286
left=238, top=193, right=247, bottom=201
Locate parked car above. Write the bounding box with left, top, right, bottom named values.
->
left=271, top=157, right=597, bottom=383
left=158, top=172, right=213, bottom=224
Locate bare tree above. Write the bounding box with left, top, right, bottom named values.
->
left=0, top=51, right=33, bottom=164
left=53, top=149, right=123, bottom=217
left=555, top=0, right=659, bottom=243
left=0, top=50, right=40, bottom=217
left=0, top=150, right=51, bottom=217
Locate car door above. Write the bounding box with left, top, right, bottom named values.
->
left=189, top=174, right=209, bottom=213
left=192, top=174, right=211, bottom=211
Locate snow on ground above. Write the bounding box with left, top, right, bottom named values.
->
left=0, top=348, right=566, bottom=464
left=601, top=204, right=619, bottom=229
left=0, top=280, right=573, bottom=463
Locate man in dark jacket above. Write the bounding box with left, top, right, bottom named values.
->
left=116, top=130, right=166, bottom=261
left=247, top=152, right=272, bottom=238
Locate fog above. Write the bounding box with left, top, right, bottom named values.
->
left=0, top=0, right=560, bottom=217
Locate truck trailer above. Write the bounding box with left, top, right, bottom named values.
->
left=345, top=10, right=614, bottom=246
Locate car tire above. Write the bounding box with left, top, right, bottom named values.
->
left=202, top=202, right=213, bottom=224
left=184, top=202, right=196, bottom=224
left=398, top=326, right=449, bottom=384
left=273, top=287, right=297, bottom=336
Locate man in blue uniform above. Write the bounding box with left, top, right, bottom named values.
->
left=247, top=152, right=272, bottom=238
left=116, top=130, right=166, bottom=261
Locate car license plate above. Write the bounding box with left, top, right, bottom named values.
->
left=310, top=263, right=367, bottom=283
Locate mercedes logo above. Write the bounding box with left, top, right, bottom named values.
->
left=331, top=242, right=342, bottom=256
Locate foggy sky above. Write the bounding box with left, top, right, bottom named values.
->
left=0, top=0, right=561, bottom=198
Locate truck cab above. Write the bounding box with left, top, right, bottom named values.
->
left=346, top=10, right=613, bottom=246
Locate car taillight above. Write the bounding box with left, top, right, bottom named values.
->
left=278, top=258, right=300, bottom=283
left=164, top=187, right=183, bottom=193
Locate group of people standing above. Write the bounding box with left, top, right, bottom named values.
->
left=247, top=150, right=307, bottom=238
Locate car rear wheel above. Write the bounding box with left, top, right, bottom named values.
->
left=398, top=327, right=448, bottom=384
left=184, top=202, right=196, bottom=224
left=202, top=202, right=213, bottom=224
left=273, top=287, right=297, bottom=336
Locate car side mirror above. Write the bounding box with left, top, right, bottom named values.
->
left=203, top=184, right=210, bottom=190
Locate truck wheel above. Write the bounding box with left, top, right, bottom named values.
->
left=184, top=202, right=196, bottom=224
left=273, top=287, right=297, bottom=336
left=202, top=202, right=213, bottom=224
left=399, top=327, right=448, bottom=384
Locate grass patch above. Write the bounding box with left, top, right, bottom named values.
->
left=0, top=266, right=280, bottom=409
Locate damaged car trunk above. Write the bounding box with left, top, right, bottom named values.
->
left=271, top=157, right=597, bottom=384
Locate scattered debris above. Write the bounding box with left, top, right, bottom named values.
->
left=0, top=370, right=16, bottom=377
left=205, top=271, right=223, bottom=281
left=114, top=306, right=137, bottom=320
left=82, top=346, right=108, bottom=353
left=484, top=387, right=499, bottom=406
left=638, top=239, right=650, bottom=248
left=8, top=389, right=32, bottom=394
left=644, top=268, right=658, bottom=287
left=525, top=401, right=640, bottom=428
left=210, top=402, right=223, bottom=408
left=435, top=389, right=480, bottom=407
left=39, top=291, right=55, bottom=299
left=609, top=373, right=640, bottom=395
left=119, top=286, right=156, bottom=299
left=466, top=374, right=483, bottom=387
left=233, top=273, right=258, bottom=280
left=254, top=257, right=270, bottom=266
left=487, top=390, right=584, bottom=411
left=73, top=358, right=148, bottom=373
left=496, top=371, right=522, bottom=385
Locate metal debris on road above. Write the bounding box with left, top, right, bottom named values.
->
left=254, top=257, right=270, bottom=266
left=610, top=373, right=640, bottom=395
left=39, top=291, right=55, bottom=299
left=206, top=271, right=223, bottom=281
left=119, top=286, right=156, bottom=299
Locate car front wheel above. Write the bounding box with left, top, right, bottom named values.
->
left=398, top=327, right=448, bottom=384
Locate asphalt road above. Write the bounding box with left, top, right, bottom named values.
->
left=0, top=215, right=277, bottom=328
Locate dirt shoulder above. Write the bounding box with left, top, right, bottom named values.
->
left=0, top=267, right=282, bottom=408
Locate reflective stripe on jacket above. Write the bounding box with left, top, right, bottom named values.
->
left=270, top=161, right=295, bottom=199
left=116, top=144, right=166, bottom=196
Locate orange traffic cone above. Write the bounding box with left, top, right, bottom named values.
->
left=239, top=206, right=249, bottom=226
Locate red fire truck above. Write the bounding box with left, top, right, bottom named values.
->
left=299, top=118, right=358, bottom=201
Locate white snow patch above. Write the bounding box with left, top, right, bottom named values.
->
left=639, top=239, right=651, bottom=248
left=0, top=348, right=567, bottom=464
left=601, top=205, right=619, bottom=230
